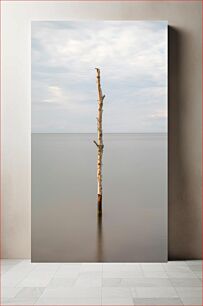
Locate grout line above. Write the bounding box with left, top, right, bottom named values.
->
left=129, top=286, right=136, bottom=305
left=101, top=263, right=103, bottom=306
left=166, top=270, right=183, bottom=303
left=1, top=260, right=202, bottom=306
left=3, top=261, right=38, bottom=289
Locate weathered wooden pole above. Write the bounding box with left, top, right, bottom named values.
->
left=94, top=68, right=105, bottom=215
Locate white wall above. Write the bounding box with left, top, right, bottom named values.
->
left=2, top=1, right=201, bottom=259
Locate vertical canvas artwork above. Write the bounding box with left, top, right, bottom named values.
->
left=32, top=21, right=168, bottom=262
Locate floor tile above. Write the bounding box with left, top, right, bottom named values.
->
left=41, top=287, right=101, bottom=298
left=164, top=265, right=192, bottom=272
left=2, top=287, right=22, bottom=299
left=164, top=261, right=187, bottom=266
left=103, top=270, right=143, bottom=278
left=17, top=271, right=56, bottom=287
left=1, top=265, right=17, bottom=274
left=141, top=263, right=165, bottom=272
left=194, top=271, right=202, bottom=279
left=103, top=263, right=142, bottom=273
left=186, top=260, right=202, bottom=266
left=59, top=263, right=82, bottom=267
left=32, top=263, right=60, bottom=272
left=175, top=287, right=202, bottom=298
left=121, top=263, right=143, bottom=272
left=1, top=259, right=23, bottom=266
left=102, top=278, right=123, bottom=287
left=133, top=297, right=183, bottom=305
left=2, top=261, right=36, bottom=287
left=75, top=277, right=102, bottom=287
left=1, top=299, right=10, bottom=305
left=143, top=271, right=168, bottom=278
left=79, top=271, right=102, bottom=278
left=123, top=277, right=172, bottom=287
left=134, top=286, right=178, bottom=298
left=2, top=297, right=38, bottom=305
left=74, top=271, right=102, bottom=287
left=35, top=297, right=101, bottom=305
left=180, top=296, right=202, bottom=305
left=166, top=271, right=197, bottom=278
left=47, top=277, right=76, bottom=288
left=102, top=263, right=122, bottom=270
left=54, top=265, right=81, bottom=278
left=15, top=287, right=45, bottom=298
left=102, top=297, right=133, bottom=305
left=1, top=260, right=202, bottom=306
left=102, top=287, right=132, bottom=298
left=189, top=264, right=202, bottom=272
left=169, top=277, right=202, bottom=287
left=81, top=263, right=102, bottom=272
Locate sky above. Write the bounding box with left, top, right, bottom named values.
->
left=32, top=21, right=167, bottom=133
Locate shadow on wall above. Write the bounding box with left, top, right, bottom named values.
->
left=168, top=26, right=202, bottom=260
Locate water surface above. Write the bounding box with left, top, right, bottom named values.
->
left=32, top=133, right=167, bottom=262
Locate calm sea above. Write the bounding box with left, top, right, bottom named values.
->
left=31, top=133, right=167, bottom=262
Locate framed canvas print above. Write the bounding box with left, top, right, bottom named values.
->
left=31, top=20, right=168, bottom=262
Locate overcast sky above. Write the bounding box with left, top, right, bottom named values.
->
left=32, top=21, right=167, bottom=133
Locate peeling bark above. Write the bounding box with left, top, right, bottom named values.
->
left=94, top=68, right=105, bottom=215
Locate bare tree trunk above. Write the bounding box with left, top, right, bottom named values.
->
left=94, top=68, right=105, bottom=215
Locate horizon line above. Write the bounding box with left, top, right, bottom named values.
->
left=31, top=132, right=167, bottom=134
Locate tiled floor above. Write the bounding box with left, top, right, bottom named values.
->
left=1, top=260, right=202, bottom=305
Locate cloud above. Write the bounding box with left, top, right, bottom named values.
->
left=42, top=86, right=64, bottom=103
left=31, top=21, right=167, bottom=133
left=150, top=109, right=167, bottom=119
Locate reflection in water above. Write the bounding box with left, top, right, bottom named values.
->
left=32, top=133, right=167, bottom=262
left=96, top=213, right=103, bottom=262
